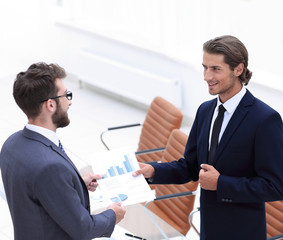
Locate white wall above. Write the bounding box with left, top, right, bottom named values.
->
left=37, top=20, right=210, bottom=120
left=0, top=1, right=55, bottom=76
left=1, top=0, right=282, bottom=122
left=45, top=21, right=283, bottom=122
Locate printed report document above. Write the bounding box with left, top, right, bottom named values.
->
left=88, top=149, right=155, bottom=212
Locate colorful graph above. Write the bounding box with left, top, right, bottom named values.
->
left=103, top=154, right=135, bottom=179
left=110, top=194, right=128, bottom=203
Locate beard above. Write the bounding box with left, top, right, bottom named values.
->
left=52, top=103, right=70, bottom=128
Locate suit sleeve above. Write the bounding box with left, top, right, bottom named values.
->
left=217, top=112, right=283, bottom=203
left=34, top=161, right=116, bottom=239
left=151, top=108, right=200, bottom=184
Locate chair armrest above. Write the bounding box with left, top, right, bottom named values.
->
left=146, top=190, right=197, bottom=204
left=107, top=123, right=142, bottom=131
left=135, top=147, right=165, bottom=156
left=268, top=234, right=283, bottom=240
left=100, top=123, right=142, bottom=150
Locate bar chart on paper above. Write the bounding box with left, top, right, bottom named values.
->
left=89, top=149, right=155, bottom=211
left=103, top=154, right=136, bottom=178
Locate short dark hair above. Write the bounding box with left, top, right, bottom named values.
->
left=13, top=62, right=66, bottom=118
left=203, top=35, right=252, bottom=85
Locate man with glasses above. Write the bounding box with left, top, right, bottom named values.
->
left=0, top=62, right=125, bottom=240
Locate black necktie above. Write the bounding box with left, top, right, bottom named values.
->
left=208, top=104, right=226, bottom=164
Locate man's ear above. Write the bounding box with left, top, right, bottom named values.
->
left=234, top=63, right=244, bottom=77
left=43, top=99, right=56, bottom=113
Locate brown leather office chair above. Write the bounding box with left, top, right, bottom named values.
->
left=266, top=200, right=283, bottom=239
left=145, top=129, right=199, bottom=236
left=100, top=96, right=183, bottom=164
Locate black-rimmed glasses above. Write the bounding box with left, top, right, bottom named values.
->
left=40, top=91, right=72, bottom=103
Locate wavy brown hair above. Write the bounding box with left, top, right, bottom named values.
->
left=203, top=35, right=252, bottom=85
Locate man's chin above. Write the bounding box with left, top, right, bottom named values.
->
left=56, top=119, right=70, bottom=128
left=209, top=90, right=218, bottom=96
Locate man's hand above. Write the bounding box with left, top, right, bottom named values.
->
left=132, top=162, right=155, bottom=178
left=82, top=173, right=103, bottom=192
left=108, top=202, right=126, bottom=224
left=199, top=164, right=220, bottom=191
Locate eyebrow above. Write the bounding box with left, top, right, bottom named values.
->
left=202, top=64, right=222, bottom=69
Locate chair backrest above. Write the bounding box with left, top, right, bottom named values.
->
left=137, top=96, right=183, bottom=163
left=266, top=200, right=283, bottom=238
left=147, top=129, right=199, bottom=236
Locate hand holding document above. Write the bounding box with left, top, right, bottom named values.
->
left=88, top=149, right=155, bottom=212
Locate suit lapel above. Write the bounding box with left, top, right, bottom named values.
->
left=22, top=128, right=90, bottom=209
left=202, top=100, right=217, bottom=165
left=50, top=145, right=80, bottom=173
left=211, top=90, right=254, bottom=166
left=22, top=128, right=80, bottom=174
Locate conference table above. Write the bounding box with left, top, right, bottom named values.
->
left=115, top=203, right=187, bottom=240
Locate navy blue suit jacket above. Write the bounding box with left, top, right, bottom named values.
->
left=151, top=90, right=283, bottom=240
left=0, top=128, right=116, bottom=240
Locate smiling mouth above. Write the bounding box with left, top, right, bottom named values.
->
left=208, top=82, right=218, bottom=87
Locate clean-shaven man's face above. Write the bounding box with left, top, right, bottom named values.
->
left=202, top=52, right=242, bottom=103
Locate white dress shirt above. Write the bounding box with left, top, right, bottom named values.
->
left=26, top=124, right=60, bottom=147
left=209, top=86, right=246, bottom=149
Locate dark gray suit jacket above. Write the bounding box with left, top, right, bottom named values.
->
left=0, top=127, right=116, bottom=240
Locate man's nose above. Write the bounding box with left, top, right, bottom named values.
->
left=204, top=69, right=213, bottom=81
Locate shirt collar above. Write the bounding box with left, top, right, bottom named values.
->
left=216, top=86, right=246, bottom=114
left=26, top=124, right=59, bottom=146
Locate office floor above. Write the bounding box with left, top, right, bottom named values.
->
left=0, top=74, right=200, bottom=239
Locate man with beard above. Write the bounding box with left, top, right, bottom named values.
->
left=0, top=62, right=125, bottom=240
left=133, top=35, right=283, bottom=239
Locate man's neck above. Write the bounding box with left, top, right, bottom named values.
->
left=219, top=82, right=243, bottom=103
left=28, top=118, right=56, bottom=132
